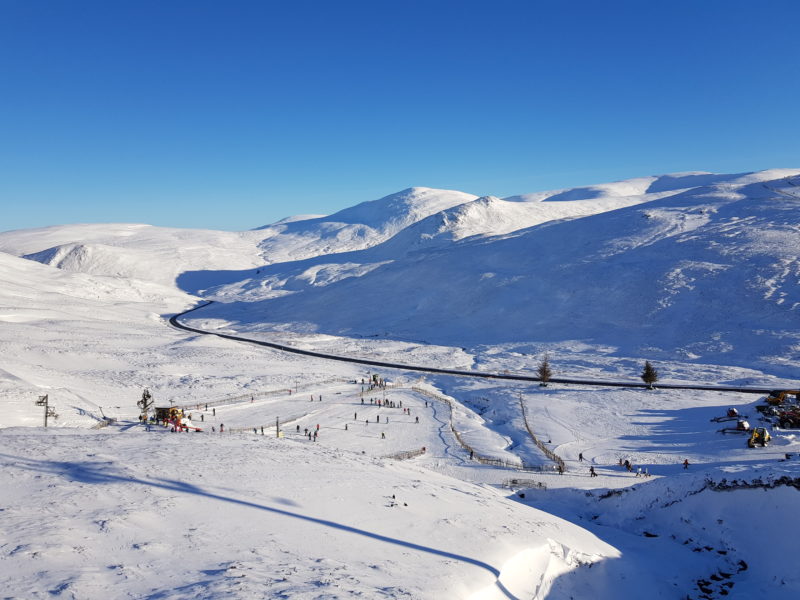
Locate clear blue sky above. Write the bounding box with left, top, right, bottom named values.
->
left=2, top=0, right=799, bottom=232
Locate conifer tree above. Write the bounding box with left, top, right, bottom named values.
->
left=537, top=353, right=552, bottom=387
left=641, top=360, right=658, bottom=389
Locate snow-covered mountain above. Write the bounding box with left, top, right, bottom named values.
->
left=186, top=169, right=800, bottom=376
left=0, top=223, right=267, bottom=287
left=3, top=169, right=800, bottom=599
left=5, top=169, right=799, bottom=375
left=252, top=187, right=480, bottom=263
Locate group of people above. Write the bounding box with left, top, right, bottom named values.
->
left=617, top=458, right=650, bottom=477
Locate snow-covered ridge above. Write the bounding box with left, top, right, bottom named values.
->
left=195, top=169, right=800, bottom=376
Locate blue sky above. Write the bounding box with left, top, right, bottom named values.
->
left=2, top=0, right=799, bottom=232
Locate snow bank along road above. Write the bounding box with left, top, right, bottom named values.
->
left=169, top=302, right=772, bottom=395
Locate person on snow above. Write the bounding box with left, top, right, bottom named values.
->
left=683, top=459, right=690, bottom=469
left=578, top=452, right=584, bottom=462
left=589, top=466, right=597, bottom=477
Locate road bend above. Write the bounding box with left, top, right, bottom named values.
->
left=169, top=301, right=774, bottom=396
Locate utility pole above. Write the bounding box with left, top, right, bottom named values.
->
left=35, top=394, right=57, bottom=427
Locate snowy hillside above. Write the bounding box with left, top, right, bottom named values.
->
left=0, top=223, right=268, bottom=288
left=193, top=169, right=800, bottom=378
left=252, top=187, right=480, bottom=263
left=3, top=168, right=800, bottom=599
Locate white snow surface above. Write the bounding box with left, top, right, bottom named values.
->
left=2, top=169, right=800, bottom=598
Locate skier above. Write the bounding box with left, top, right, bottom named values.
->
left=415, top=416, right=419, bottom=424
left=558, top=465, right=564, bottom=475
left=683, top=458, right=689, bottom=470
left=578, top=452, right=584, bottom=462
left=220, top=423, right=224, bottom=433
left=354, top=412, right=357, bottom=420
left=381, top=432, right=385, bottom=439
left=590, top=466, right=597, bottom=477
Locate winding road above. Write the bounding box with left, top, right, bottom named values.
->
left=169, top=301, right=774, bottom=395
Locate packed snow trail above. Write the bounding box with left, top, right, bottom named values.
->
left=169, top=302, right=774, bottom=394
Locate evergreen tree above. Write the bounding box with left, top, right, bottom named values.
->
left=641, top=360, right=658, bottom=389
left=537, top=353, right=552, bottom=387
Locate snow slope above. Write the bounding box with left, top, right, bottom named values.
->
left=3, top=169, right=800, bottom=598
left=0, top=224, right=267, bottom=288
left=194, top=169, right=800, bottom=377
left=252, top=187, right=480, bottom=264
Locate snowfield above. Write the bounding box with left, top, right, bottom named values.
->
left=1, top=169, right=799, bottom=599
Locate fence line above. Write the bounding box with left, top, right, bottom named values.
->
left=173, top=377, right=350, bottom=412
left=411, top=386, right=555, bottom=473
left=227, top=412, right=309, bottom=434
left=519, top=396, right=566, bottom=472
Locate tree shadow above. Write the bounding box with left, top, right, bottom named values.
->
left=0, top=452, right=518, bottom=600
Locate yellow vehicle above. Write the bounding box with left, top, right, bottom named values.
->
left=155, top=406, right=184, bottom=422
left=765, top=390, right=800, bottom=406
left=747, top=427, right=771, bottom=448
